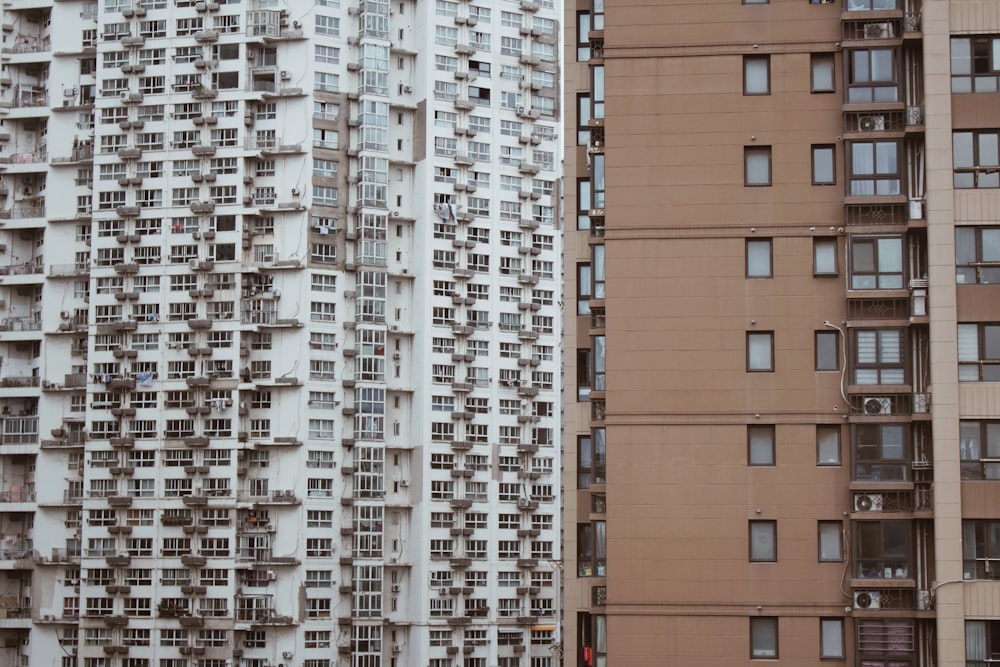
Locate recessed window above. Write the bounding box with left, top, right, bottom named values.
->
left=816, top=425, right=842, bottom=466
left=818, top=521, right=843, bottom=562
left=847, top=48, right=898, bottom=103
left=951, top=36, right=1000, bottom=93
left=958, top=323, right=1000, bottom=381
left=814, top=238, right=838, bottom=276
left=848, top=141, right=901, bottom=196
left=744, top=56, right=770, bottom=95
left=749, top=520, right=777, bottom=562
left=960, top=421, right=1000, bottom=481
left=747, top=332, right=774, bottom=372
left=953, top=130, right=1000, bottom=189
left=746, top=239, right=773, bottom=278
left=577, top=263, right=592, bottom=315
left=811, top=53, right=835, bottom=92
left=854, top=423, right=908, bottom=482
left=812, top=145, right=836, bottom=185
left=820, top=618, right=845, bottom=659
left=816, top=331, right=839, bottom=371
left=745, top=146, right=772, bottom=186
left=748, top=425, right=775, bottom=466
left=850, top=235, right=903, bottom=289
left=853, top=328, right=905, bottom=385
left=750, top=617, right=778, bottom=659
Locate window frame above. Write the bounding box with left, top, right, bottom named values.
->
left=960, top=420, right=1000, bottom=480
left=953, top=130, right=1000, bottom=190
left=811, top=53, right=836, bottom=93
left=815, top=330, right=840, bottom=371
left=749, top=520, right=777, bottom=562
left=747, top=425, right=776, bottom=467
left=812, top=144, right=836, bottom=185
left=818, top=521, right=844, bottom=563
left=750, top=617, right=779, bottom=659
left=746, top=239, right=773, bottom=278
left=743, top=55, right=771, bottom=96
left=849, top=235, right=904, bottom=290
left=820, top=618, right=845, bottom=660
left=745, top=146, right=772, bottom=187
left=816, top=425, right=842, bottom=466
left=814, top=237, right=839, bottom=276
left=956, top=226, right=1000, bottom=285
left=847, top=140, right=902, bottom=196
left=747, top=331, right=775, bottom=372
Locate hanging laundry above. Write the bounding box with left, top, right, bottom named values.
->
left=136, top=371, right=154, bottom=387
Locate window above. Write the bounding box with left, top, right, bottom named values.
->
left=820, top=619, right=845, bottom=659
left=959, top=324, right=1000, bottom=381
left=850, top=235, right=903, bottom=289
left=847, top=48, right=898, bottom=103
left=854, top=423, right=907, bottom=481
left=814, top=238, right=838, bottom=276
left=743, top=0, right=769, bottom=4
left=745, top=146, right=772, bottom=186
left=816, top=331, right=839, bottom=371
left=811, top=53, right=835, bottom=92
left=817, top=426, right=841, bottom=466
left=750, top=617, right=778, bottom=659
left=953, top=130, right=999, bottom=189
left=853, top=328, right=904, bottom=385
left=744, top=56, right=770, bottom=95
left=749, top=520, right=777, bottom=561
left=812, top=145, right=836, bottom=184
left=748, top=425, right=775, bottom=466
left=966, top=620, right=1000, bottom=664
left=960, top=421, right=1000, bottom=480
left=855, top=520, right=910, bottom=579
left=747, top=332, right=774, bottom=372
left=848, top=141, right=901, bottom=195
left=818, top=521, right=843, bottom=562
left=951, top=36, right=1000, bottom=93
left=846, top=0, right=898, bottom=9
left=962, top=519, right=1000, bottom=579
left=746, top=239, right=772, bottom=278
left=956, top=226, right=1000, bottom=284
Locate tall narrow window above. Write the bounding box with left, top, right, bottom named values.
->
left=577, top=263, right=592, bottom=315
left=814, top=238, right=838, bottom=276
left=820, top=619, right=845, bottom=659
left=748, top=425, right=775, bottom=466
left=817, top=425, right=842, bottom=466
left=818, top=521, right=843, bottom=562
left=750, top=617, right=778, bottom=659
left=811, top=53, right=835, bottom=92
left=815, top=331, right=839, bottom=371
left=744, top=56, right=770, bottom=95
left=812, top=145, right=836, bottom=184
left=745, top=147, right=772, bottom=186
left=747, top=332, right=775, bottom=372
left=746, top=239, right=773, bottom=278
left=749, top=520, right=777, bottom=561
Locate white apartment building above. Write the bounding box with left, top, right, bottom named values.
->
left=0, top=0, right=561, bottom=665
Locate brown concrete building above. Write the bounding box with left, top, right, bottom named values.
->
left=564, top=0, right=1000, bottom=664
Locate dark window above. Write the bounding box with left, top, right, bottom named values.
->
left=966, top=620, right=1000, bottom=662
left=855, top=520, right=910, bottom=580
left=748, top=425, right=775, bottom=466
left=854, top=424, right=908, bottom=482
left=577, top=348, right=592, bottom=401
left=816, top=331, right=839, bottom=371
left=962, top=519, right=1000, bottom=579
left=953, top=130, right=999, bottom=189
left=956, top=226, right=1000, bottom=284
left=578, top=434, right=593, bottom=488
left=577, top=521, right=606, bottom=577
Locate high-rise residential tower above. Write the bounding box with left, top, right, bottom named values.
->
left=565, top=0, right=999, bottom=664
left=0, top=0, right=561, bottom=665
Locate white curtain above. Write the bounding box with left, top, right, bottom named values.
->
left=966, top=620, right=986, bottom=660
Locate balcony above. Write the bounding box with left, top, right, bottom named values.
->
left=0, top=416, right=37, bottom=444
left=0, top=205, right=45, bottom=220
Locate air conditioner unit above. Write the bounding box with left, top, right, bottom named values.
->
left=280, top=70, right=291, bottom=81
left=393, top=352, right=401, bottom=360
left=189, top=259, right=200, bottom=270
left=392, top=644, right=401, bottom=654
left=399, top=479, right=409, bottom=487
left=438, top=587, right=448, bottom=596
left=282, top=652, right=293, bottom=660
left=391, top=584, right=401, bottom=593
left=863, top=397, right=892, bottom=415
left=516, top=105, right=526, bottom=115
left=854, top=590, right=881, bottom=610
left=60, top=310, right=71, bottom=319
left=859, top=115, right=886, bottom=132
left=865, top=22, right=894, bottom=39
left=402, top=84, right=413, bottom=93
left=854, top=493, right=883, bottom=512
left=120, top=91, right=129, bottom=101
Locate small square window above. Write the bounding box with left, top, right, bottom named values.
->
left=745, top=146, right=772, bottom=186
left=816, top=331, right=839, bottom=371
left=814, top=238, right=838, bottom=276
left=820, top=618, right=845, bottom=659
left=818, top=521, right=843, bottom=562
left=744, top=56, right=771, bottom=95
left=749, top=520, right=776, bottom=562
left=746, top=239, right=773, bottom=278
left=812, top=145, right=836, bottom=184
left=748, top=425, right=775, bottom=466
left=816, top=425, right=841, bottom=466
left=750, top=617, right=778, bottom=659
left=747, top=332, right=774, bottom=372
left=811, top=53, right=835, bottom=93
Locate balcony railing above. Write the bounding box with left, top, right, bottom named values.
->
left=0, top=318, right=41, bottom=332
left=0, top=376, right=40, bottom=389
left=0, top=260, right=44, bottom=276
left=0, top=539, right=32, bottom=560
left=0, top=205, right=45, bottom=219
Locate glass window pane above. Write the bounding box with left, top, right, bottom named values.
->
left=819, top=522, right=843, bottom=561
left=813, top=146, right=835, bottom=184
left=748, top=333, right=773, bottom=371
left=750, top=521, right=776, bottom=561
left=821, top=619, right=845, bottom=658
left=750, top=618, right=778, bottom=658
left=952, top=38, right=972, bottom=75
left=816, top=331, right=839, bottom=370
left=748, top=426, right=775, bottom=466
left=746, top=240, right=772, bottom=277
left=817, top=426, right=841, bottom=465
left=815, top=238, right=837, bottom=275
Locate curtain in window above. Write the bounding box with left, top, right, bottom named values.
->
left=966, top=620, right=987, bottom=660
left=855, top=331, right=878, bottom=384
left=875, top=143, right=900, bottom=194
left=821, top=619, right=844, bottom=658
left=852, top=143, right=875, bottom=195
left=876, top=238, right=903, bottom=288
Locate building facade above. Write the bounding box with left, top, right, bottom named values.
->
left=0, top=0, right=561, bottom=665
left=565, top=0, right=1000, bottom=664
